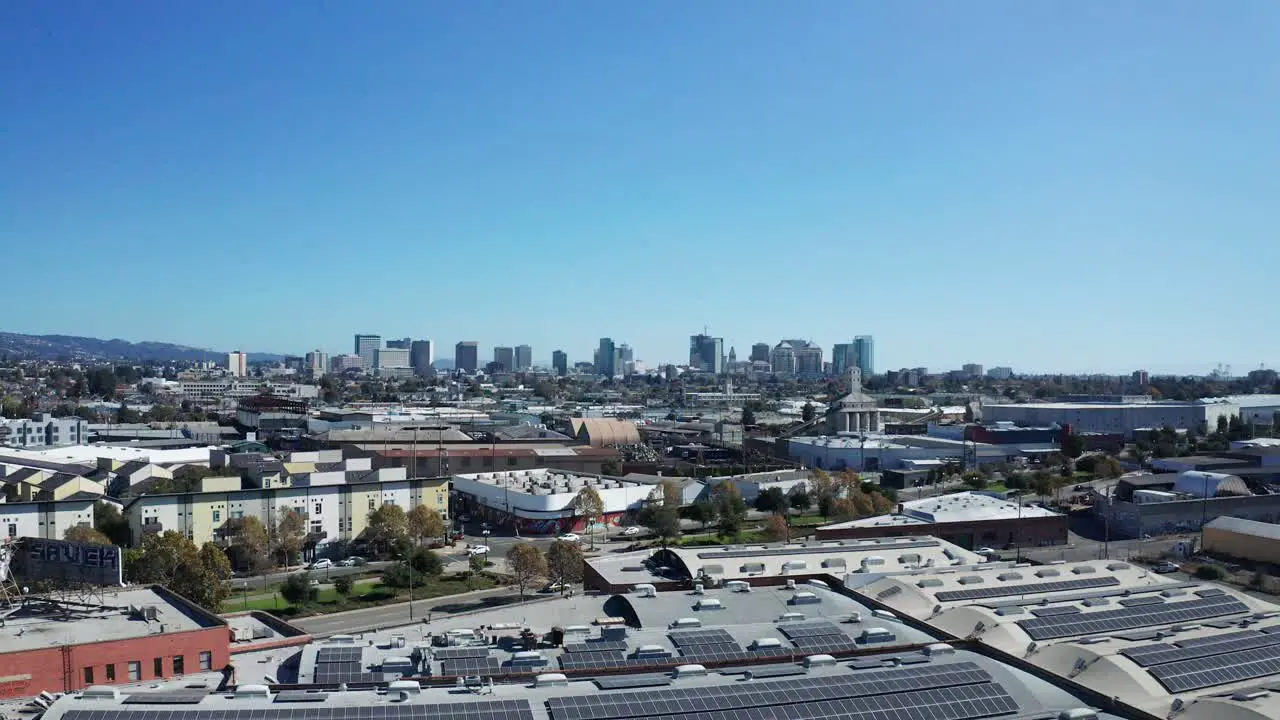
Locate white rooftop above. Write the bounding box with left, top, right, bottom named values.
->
left=0, top=444, right=217, bottom=467
left=821, top=492, right=1060, bottom=530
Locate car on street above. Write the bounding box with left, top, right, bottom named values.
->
left=337, top=556, right=365, bottom=567
left=467, top=545, right=491, bottom=556
left=457, top=514, right=472, bottom=522
left=308, top=558, right=333, bottom=570
left=1153, top=561, right=1180, bottom=574
left=620, top=526, right=642, bottom=537
left=558, top=533, right=581, bottom=543
left=540, top=582, right=567, bottom=594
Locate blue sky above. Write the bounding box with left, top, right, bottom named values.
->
left=3, top=2, right=1278, bottom=375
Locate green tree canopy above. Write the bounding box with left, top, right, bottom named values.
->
left=64, top=524, right=111, bottom=545
left=365, top=503, right=409, bottom=558
left=127, top=532, right=232, bottom=611
left=407, top=505, right=446, bottom=545
left=505, top=542, right=547, bottom=599
left=544, top=539, right=585, bottom=592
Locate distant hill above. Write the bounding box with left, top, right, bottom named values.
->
left=0, top=332, right=284, bottom=364
left=433, top=357, right=455, bottom=370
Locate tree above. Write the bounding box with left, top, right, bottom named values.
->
left=713, top=483, right=747, bottom=537
left=281, top=572, right=316, bottom=606
left=275, top=508, right=307, bottom=566
left=1032, top=470, right=1055, bottom=499
left=1060, top=432, right=1085, bottom=459
left=659, top=480, right=682, bottom=509
left=407, top=505, right=445, bottom=545
left=505, top=542, right=547, bottom=599
left=801, top=403, right=816, bottom=422
left=544, top=540, right=585, bottom=593
left=365, top=503, right=408, bottom=558
left=383, top=548, right=443, bottom=588
left=764, top=514, right=790, bottom=542
left=687, top=501, right=717, bottom=530
left=224, top=516, right=271, bottom=574
left=809, top=470, right=838, bottom=518
left=93, top=502, right=132, bottom=546
left=467, top=553, right=487, bottom=590
left=638, top=505, right=681, bottom=544
left=333, top=575, right=354, bottom=598
left=786, top=487, right=812, bottom=513
left=961, top=471, right=988, bottom=490
left=128, top=532, right=231, bottom=611
left=1092, top=455, right=1123, bottom=480
left=754, top=487, right=790, bottom=515
left=64, top=524, right=111, bottom=545
left=740, top=405, right=756, bottom=426
left=572, top=486, right=605, bottom=549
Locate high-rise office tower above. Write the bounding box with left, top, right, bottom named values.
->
left=305, top=350, right=328, bottom=378
left=455, top=341, right=479, bottom=372
left=410, top=340, right=434, bottom=377
left=354, top=334, right=381, bottom=371
left=493, top=346, right=515, bottom=372
left=596, top=338, right=616, bottom=377
left=832, top=343, right=857, bottom=376
left=227, top=351, right=248, bottom=377
left=386, top=338, right=411, bottom=350
left=514, top=345, right=532, bottom=371
left=750, top=343, right=771, bottom=363
left=375, top=347, right=411, bottom=377
left=793, top=342, right=823, bottom=377
left=853, top=335, right=874, bottom=376
left=552, top=350, right=568, bottom=377
left=689, top=334, right=724, bottom=374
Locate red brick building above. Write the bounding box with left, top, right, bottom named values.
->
left=0, top=586, right=231, bottom=700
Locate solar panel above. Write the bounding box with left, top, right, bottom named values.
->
left=679, top=643, right=749, bottom=663
left=777, top=622, right=844, bottom=639
left=791, top=636, right=859, bottom=654
left=441, top=657, right=502, bottom=676
left=1122, top=632, right=1280, bottom=667
left=564, top=640, right=628, bottom=653
left=1118, top=596, right=1165, bottom=607
left=65, top=700, right=537, bottom=720
left=1195, top=588, right=1227, bottom=598
left=1029, top=606, right=1081, bottom=617
left=433, top=647, right=491, bottom=659
left=594, top=674, right=674, bottom=690
left=545, top=662, right=1002, bottom=720
left=122, top=693, right=207, bottom=705
left=697, top=539, right=939, bottom=559
left=670, top=629, right=736, bottom=646
left=274, top=691, right=329, bottom=703
left=1149, top=643, right=1280, bottom=692
left=559, top=654, right=674, bottom=671
left=935, top=575, right=1120, bottom=602
left=743, top=664, right=807, bottom=679
left=1017, top=596, right=1250, bottom=641
left=312, top=670, right=385, bottom=684
left=316, top=646, right=362, bottom=662
left=1176, top=630, right=1263, bottom=648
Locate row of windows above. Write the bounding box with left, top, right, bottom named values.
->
left=82, top=652, right=212, bottom=686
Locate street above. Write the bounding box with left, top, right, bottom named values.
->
left=291, top=585, right=527, bottom=637
left=234, top=561, right=393, bottom=590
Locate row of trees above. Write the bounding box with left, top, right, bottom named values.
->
left=505, top=539, right=586, bottom=599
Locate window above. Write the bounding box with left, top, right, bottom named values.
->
left=368, top=497, right=376, bottom=510
left=314, top=503, right=322, bottom=515
left=6, top=524, right=15, bottom=538
left=212, top=510, right=221, bottom=523
left=83, top=667, right=94, bottom=684
left=173, top=655, right=184, bottom=675
left=199, top=651, right=212, bottom=671
left=310, top=520, right=321, bottom=533
left=105, top=664, right=116, bottom=682
left=154, top=657, right=164, bottom=677
left=128, top=661, right=141, bottom=681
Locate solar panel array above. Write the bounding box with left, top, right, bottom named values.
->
left=743, top=664, right=808, bottom=679
left=1017, top=595, right=1250, bottom=640
left=1028, top=606, right=1080, bottom=618
left=546, top=661, right=1014, bottom=720
left=433, top=647, right=491, bottom=660
left=441, top=657, right=502, bottom=676
left=595, top=674, right=674, bottom=690
left=560, top=651, right=675, bottom=671
left=777, top=622, right=844, bottom=640
left=695, top=540, right=938, bottom=560
left=670, top=629, right=736, bottom=646
left=317, top=647, right=362, bottom=662
left=312, top=670, right=385, bottom=685
left=775, top=620, right=860, bottom=654
left=122, top=694, right=208, bottom=705
left=274, top=691, right=328, bottom=703
left=934, top=576, right=1119, bottom=603
left=313, top=645, right=377, bottom=685
left=565, top=640, right=629, bottom=653
left=63, top=701, right=536, bottom=720
left=1119, top=628, right=1280, bottom=692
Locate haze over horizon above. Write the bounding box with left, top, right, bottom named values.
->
left=3, top=3, right=1278, bottom=375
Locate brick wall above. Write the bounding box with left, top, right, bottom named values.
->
left=0, top=626, right=230, bottom=699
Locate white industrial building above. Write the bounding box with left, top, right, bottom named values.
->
left=788, top=433, right=1052, bottom=472
left=981, top=398, right=1238, bottom=437
left=0, top=496, right=99, bottom=540
left=450, top=469, right=652, bottom=535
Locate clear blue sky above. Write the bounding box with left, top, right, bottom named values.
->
left=3, top=2, right=1278, bottom=375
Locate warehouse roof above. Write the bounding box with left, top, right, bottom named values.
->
left=820, top=491, right=1060, bottom=529
left=1205, top=515, right=1280, bottom=541
left=857, top=558, right=1280, bottom=720
left=0, top=586, right=222, bottom=654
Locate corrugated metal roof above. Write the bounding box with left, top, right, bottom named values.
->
left=1206, top=515, right=1280, bottom=541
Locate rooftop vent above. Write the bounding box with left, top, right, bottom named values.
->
left=923, top=643, right=955, bottom=656
left=997, top=572, right=1023, bottom=582
left=235, top=685, right=271, bottom=699
left=82, top=687, right=121, bottom=701
left=1035, top=568, right=1061, bottom=578
left=803, top=654, right=836, bottom=668
left=789, top=591, right=820, bottom=606
left=1071, top=566, right=1097, bottom=575
left=673, top=664, right=708, bottom=678
left=386, top=681, right=421, bottom=695
left=779, top=612, right=806, bottom=622
left=750, top=638, right=783, bottom=650
left=916, top=579, right=944, bottom=588
left=634, top=583, right=657, bottom=597
left=671, top=617, right=702, bottom=629
left=534, top=673, right=569, bottom=688
left=725, top=580, right=751, bottom=593
left=695, top=598, right=723, bottom=611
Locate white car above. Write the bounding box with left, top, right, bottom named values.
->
left=558, top=533, right=581, bottom=543
left=308, top=558, right=333, bottom=570
left=621, top=526, right=642, bottom=537
left=467, top=545, right=491, bottom=556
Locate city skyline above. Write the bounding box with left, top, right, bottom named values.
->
left=4, top=5, right=1278, bottom=375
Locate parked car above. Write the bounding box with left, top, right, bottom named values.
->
left=467, top=545, right=491, bottom=556
left=621, top=526, right=642, bottom=537
left=540, top=582, right=567, bottom=594
left=457, top=514, right=472, bottom=522
left=1153, top=561, right=1180, bottom=574
left=308, top=558, right=333, bottom=570
left=558, top=533, right=581, bottom=543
